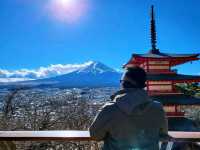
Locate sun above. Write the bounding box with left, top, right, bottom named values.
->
left=54, top=0, right=76, bottom=8
left=47, top=0, right=88, bottom=23
left=59, top=0, right=75, bottom=6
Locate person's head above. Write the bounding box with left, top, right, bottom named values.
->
left=120, top=66, right=146, bottom=89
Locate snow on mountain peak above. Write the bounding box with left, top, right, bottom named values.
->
left=0, top=61, right=120, bottom=83
left=77, top=61, right=116, bottom=74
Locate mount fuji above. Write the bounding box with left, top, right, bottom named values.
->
left=0, top=61, right=122, bottom=88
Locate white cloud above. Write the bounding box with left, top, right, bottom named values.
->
left=0, top=78, right=34, bottom=83
left=0, top=61, right=94, bottom=82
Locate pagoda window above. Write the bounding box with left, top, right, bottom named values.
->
left=149, top=81, right=172, bottom=85
left=140, top=63, right=144, bottom=68
left=143, top=66, right=147, bottom=70
left=149, top=61, right=169, bottom=65
left=164, top=105, right=185, bottom=117
left=147, top=81, right=173, bottom=92
left=148, top=85, right=173, bottom=91
left=148, top=65, right=170, bottom=70
left=164, top=105, right=176, bottom=113
left=147, top=81, right=173, bottom=91
left=176, top=105, right=184, bottom=112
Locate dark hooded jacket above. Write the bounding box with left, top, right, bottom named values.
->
left=89, top=88, right=168, bottom=150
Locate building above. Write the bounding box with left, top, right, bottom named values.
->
left=124, top=5, right=200, bottom=131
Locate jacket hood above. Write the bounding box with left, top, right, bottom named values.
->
left=113, top=88, right=150, bottom=115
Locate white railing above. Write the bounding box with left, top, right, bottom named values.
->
left=0, top=130, right=200, bottom=142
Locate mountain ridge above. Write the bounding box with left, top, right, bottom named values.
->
left=0, top=61, right=122, bottom=88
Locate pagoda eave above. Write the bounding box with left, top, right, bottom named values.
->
left=131, top=53, right=199, bottom=60
left=167, top=112, right=185, bottom=117
left=168, top=117, right=200, bottom=131
left=171, top=57, right=199, bottom=66
left=148, top=79, right=200, bottom=83
left=150, top=94, right=200, bottom=105
left=147, top=74, right=200, bottom=83
left=125, top=54, right=200, bottom=67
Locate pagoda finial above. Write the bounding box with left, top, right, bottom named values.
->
left=150, top=5, right=160, bottom=54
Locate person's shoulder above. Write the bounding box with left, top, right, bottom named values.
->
left=100, top=102, right=118, bottom=113
left=149, top=100, right=164, bottom=111
left=101, top=102, right=116, bottom=110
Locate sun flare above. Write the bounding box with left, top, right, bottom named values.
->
left=47, top=0, right=88, bottom=23
left=59, top=0, right=75, bottom=6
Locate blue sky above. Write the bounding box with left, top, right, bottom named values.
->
left=0, top=0, right=200, bottom=74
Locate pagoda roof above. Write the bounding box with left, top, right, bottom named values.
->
left=132, top=52, right=199, bottom=59
left=124, top=52, right=199, bottom=67
left=147, top=73, right=200, bottom=82
left=168, top=117, right=199, bottom=131
left=124, top=5, right=200, bottom=67
left=151, top=94, right=200, bottom=105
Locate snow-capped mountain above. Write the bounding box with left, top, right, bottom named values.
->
left=0, top=61, right=98, bottom=82
left=77, top=61, right=116, bottom=73
left=0, top=61, right=122, bottom=88
left=34, top=61, right=122, bottom=87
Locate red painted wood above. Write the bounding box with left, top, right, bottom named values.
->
left=148, top=83, right=172, bottom=86
left=148, top=71, right=177, bottom=74
left=148, top=91, right=182, bottom=96
left=125, top=56, right=199, bottom=68
left=148, top=79, right=200, bottom=83
left=167, top=112, right=185, bottom=117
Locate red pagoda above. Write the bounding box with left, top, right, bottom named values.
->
left=124, top=6, right=200, bottom=131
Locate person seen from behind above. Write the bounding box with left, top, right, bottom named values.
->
left=89, top=66, right=168, bottom=150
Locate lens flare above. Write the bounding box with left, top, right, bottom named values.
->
left=47, top=0, right=88, bottom=23
left=59, top=0, right=75, bottom=6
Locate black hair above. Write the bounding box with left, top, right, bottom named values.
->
left=121, top=80, right=139, bottom=89
left=121, top=66, right=146, bottom=88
